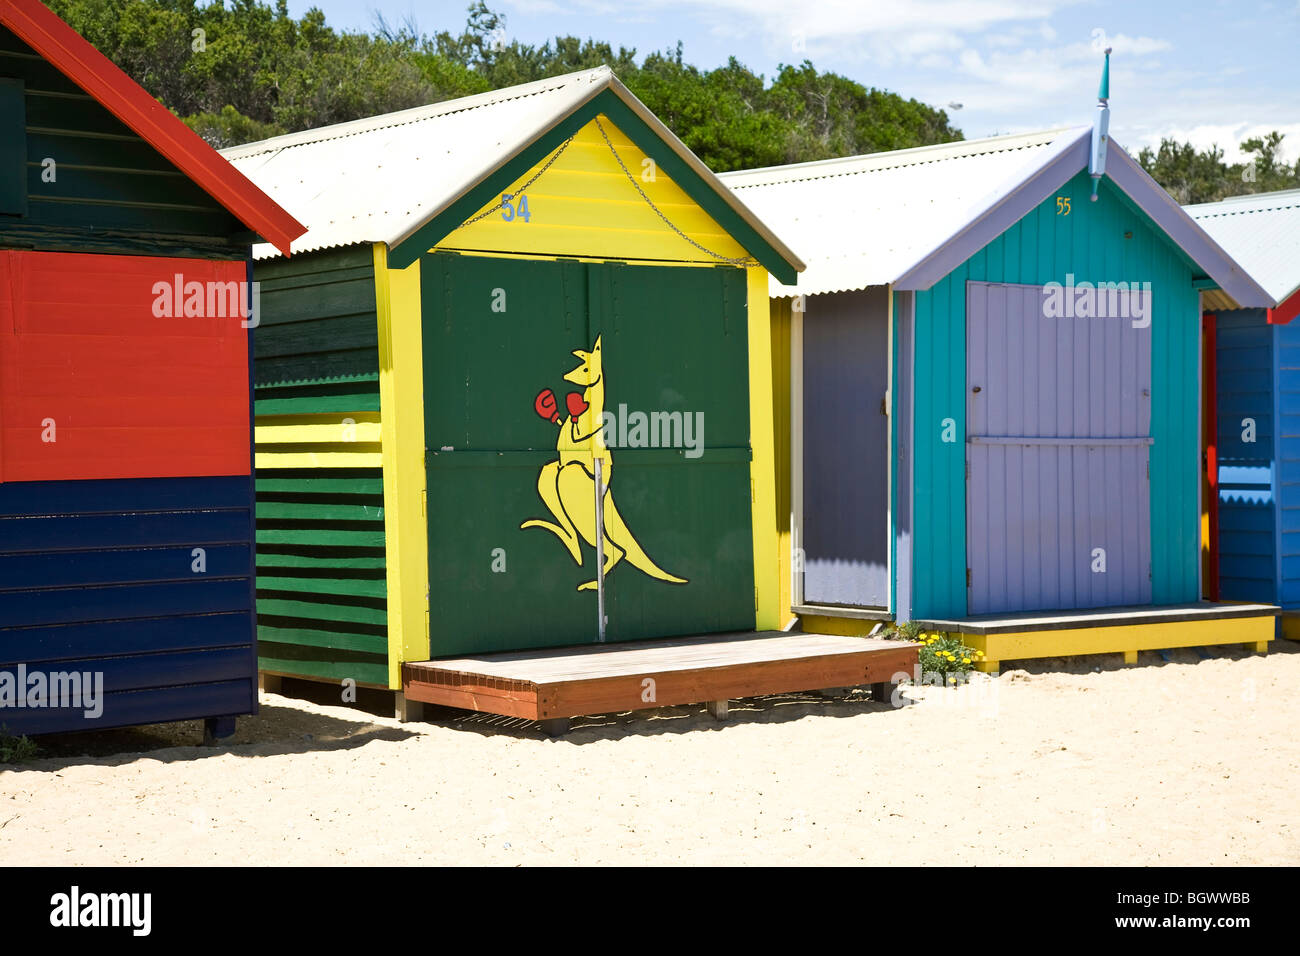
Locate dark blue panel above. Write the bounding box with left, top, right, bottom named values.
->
left=0, top=475, right=252, bottom=516
left=0, top=544, right=251, bottom=590
left=0, top=579, right=251, bottom=628
left=0, top=509, right=251, bottom=553
left=0, top=476, right=255, bottom=733
left=0, top=679, right=254, bottom=737
left=0, top=613, right=252, bottom=664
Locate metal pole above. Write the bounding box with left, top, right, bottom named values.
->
left=594, top=457, right=607, bottom=643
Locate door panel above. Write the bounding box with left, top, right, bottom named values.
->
left=801, top=289, right=890, bottom=607
left=422, top=254, right=753, bottom=655
left=966, top=281, right=1152, bottom=614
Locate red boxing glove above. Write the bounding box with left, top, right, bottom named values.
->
left=534, top=388, right=560, bottom=423
left=566, top=392, right=589, bottom=417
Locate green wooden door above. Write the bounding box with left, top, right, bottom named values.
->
left=422, top=252, right=754, bottom=656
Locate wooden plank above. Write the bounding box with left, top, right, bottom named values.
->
left=918, top=600, right=1280, bottom=634
left=402, top=632, right=919, bottom=722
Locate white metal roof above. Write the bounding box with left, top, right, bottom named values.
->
left=221, top=66, right=802, bottom=272
left=1185, top=189, right=1300, bottom=307
left=719, top=128, right=1083, bottom=296
left=720, top=127, right=1273, bottom=310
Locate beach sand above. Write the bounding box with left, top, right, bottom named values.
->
left=3, top=642, right=1297, bottom=866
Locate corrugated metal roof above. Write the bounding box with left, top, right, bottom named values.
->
left=719, top=128, right=1084, bottom=296
left=1185, top=189, right=1300, bottom=307
left=221, top=66, right=803, bottom=272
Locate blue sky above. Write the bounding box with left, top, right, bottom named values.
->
left=288, top=0, right=1300, bottom=163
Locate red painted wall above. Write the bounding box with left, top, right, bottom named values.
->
left=0, top=251, right=251, bottom=482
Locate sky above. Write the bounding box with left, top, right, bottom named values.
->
left=287, top=0, right=1300, bottom=163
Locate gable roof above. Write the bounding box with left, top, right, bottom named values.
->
left=1185, top=189, right=1300, bottom=322
left=221, top=66, right=804, bottom=281
left=1, top=0, right=305, bottom=256
left=721, top=127, right=1274, bottom=309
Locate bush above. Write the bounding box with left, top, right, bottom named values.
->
left=883, top=622, right=985, bottom=686
left=0, top=727, right=39, bottom=764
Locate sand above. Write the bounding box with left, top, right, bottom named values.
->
left=2, top=642, right=1298, bottom=866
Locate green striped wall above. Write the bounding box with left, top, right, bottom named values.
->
left=253, top=245, right=381, bottom=411
left=253, top=246, right=389, bottom=685
left=0, top=25, right=246, bottom=258
left=256, top=469, right=389, bottom=685
left=905, top=170, right=1202, bottom=619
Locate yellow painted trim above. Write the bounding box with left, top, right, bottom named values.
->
left=954, top=615, right=1275, bottom=669
left=374, top=243, right=429, bottom=688
left=769, top=296, right=794, bottom=626
left=799, top=614, right=883, bottom=637
left=1280, top=613, right=1300, bottom=642
left=747, top=266, right=780, bottom=630
left=254, top=449, right=382, bottom=468
left=437, top=117, right=750, bottom=264
left=255, top=420, right=383, bottom=444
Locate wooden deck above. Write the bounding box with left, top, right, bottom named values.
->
left=402, top=630, right=919, bottom=734
left=916, top=601, right=1278, bottom=635
left=914, top=601, right=1278, bottom=671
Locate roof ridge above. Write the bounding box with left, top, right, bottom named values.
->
left=721, top=126, right=1083, bottom=187
left=222, top=66, right=613, bottom=159
left=1186, top=187, right=1300, bottom=216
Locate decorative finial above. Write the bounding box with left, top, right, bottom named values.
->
left=1090, top=48, right=1112, bottom=202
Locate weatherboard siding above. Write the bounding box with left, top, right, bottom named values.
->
left=1277, top=320, right=1300, bottom=608
left=250, top=246, right=389, bottom=683
left=0, top=475, right=256, bottom=736
left=908, top=170, right=1202, bottom=620
left=0, top=25, right=245, bottom=258
left=1214, top=309, right=1276, bottom=604
left=438, top=116, right=749, bottom=264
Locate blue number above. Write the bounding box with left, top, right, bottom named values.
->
left=518, top=194, right=530, bottom=223
left=500, top=193, right=514, bottom=222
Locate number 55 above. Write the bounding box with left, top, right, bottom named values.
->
left=1056, top=196, right=1071, bottom=215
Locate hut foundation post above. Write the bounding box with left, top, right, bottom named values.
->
left=394, top=692, right=424, bottom=723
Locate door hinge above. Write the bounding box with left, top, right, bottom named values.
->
left=755, top=587, right=759, bottom=612
left=965, top=460, right=971, bottom=479
left=751, top=477, right=755, bottom=503
left=966, top=567, right=972, bottom=588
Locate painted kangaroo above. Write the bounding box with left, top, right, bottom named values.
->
left=521, top=336, right=687, bottom=591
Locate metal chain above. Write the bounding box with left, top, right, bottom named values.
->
left=460, top=134, right=577, bottom=228
left=593, top=116, right=757, bottom=267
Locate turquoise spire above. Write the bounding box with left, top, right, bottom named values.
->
left=1090, top=47, right=1112, bottom=202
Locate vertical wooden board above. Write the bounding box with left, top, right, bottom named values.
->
left=912, top=170, right=1201, bottom=617
left=422, top=254, right=756, bottom=655
left=800, top=288, right=890, bottom=607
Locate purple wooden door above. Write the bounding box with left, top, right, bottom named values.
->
left=966, top=281, right=1152, bottom=614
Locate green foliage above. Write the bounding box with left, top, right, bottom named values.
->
left=0, top=727, right=39, bottom=763
left=1138, top=131, right=1300, bottom=204
left=43, top=0, right=964, bottom=168
left=915, top=633, right=981, bottom=684
left=883, top=622, right=983, bottom=685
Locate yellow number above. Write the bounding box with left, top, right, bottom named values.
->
left=1056, top=196, right=1071, bottom=215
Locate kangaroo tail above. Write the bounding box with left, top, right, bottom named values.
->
left=602, top=493, right=687, bottom=584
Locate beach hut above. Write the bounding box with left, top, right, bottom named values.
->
left=1186, top=189, right=1300, bottom=635
left=0, top=0, right=304, bottom=739
left=224, top=68, right=912, bottom=730
left=721, top=58, right=1279, bottom=670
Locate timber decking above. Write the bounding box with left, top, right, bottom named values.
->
left=402, top=630, right=919, bottom=723
left=916, top=601, right=1279, bottom=635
